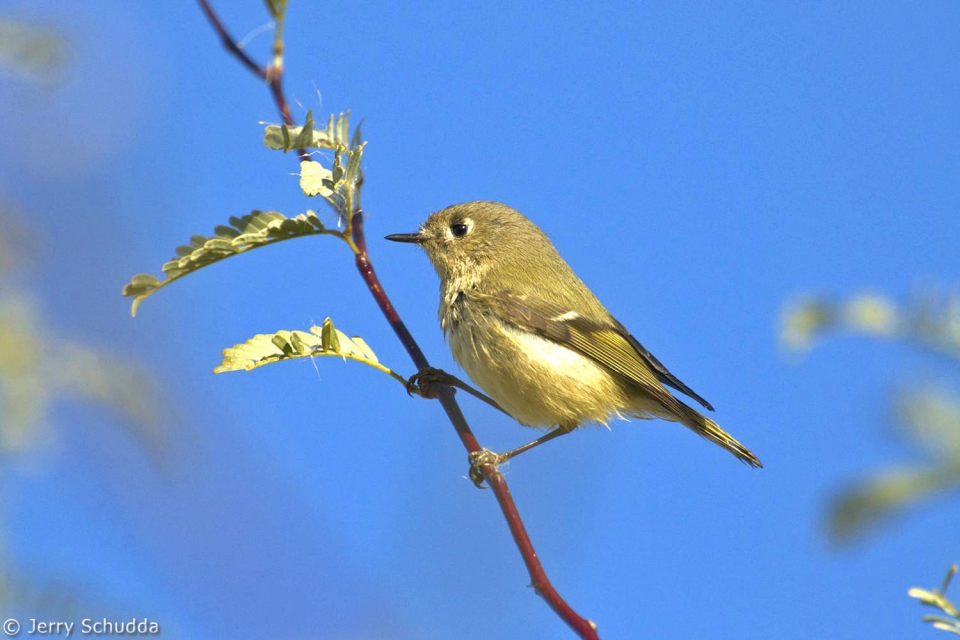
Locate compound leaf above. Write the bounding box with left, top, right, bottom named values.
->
left=122, top=210, right=334, bottom=316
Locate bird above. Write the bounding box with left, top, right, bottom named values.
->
left=386, top=201, right=761, bottom=470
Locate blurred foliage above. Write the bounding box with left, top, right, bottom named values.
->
left=782, top=290, right=960, bottom=361
left=825, top=387, right=960, bottom=544
left=0, top=228, right=167, bottom=461
left=0, top=561, right=190, bottom=636
left=0, top=209, right=33, bottom=274
left=0, top=12, right=166, bottom=461
left=0, top=19, right=67, bottom=83
left=0, top=12, right=175, bottom=629
left=0, top=563, right=85, bottom=622
left=781, top=291, right=960, bottom=543
left=910, top=564, right=960, bottom=636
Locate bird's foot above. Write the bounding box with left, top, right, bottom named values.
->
left=467, top=448, right=505, bottom=489
left=406, top=367, right=457, bottom=399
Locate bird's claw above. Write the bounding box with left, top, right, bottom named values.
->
left=467, top=448, right=503, bottom=489
left=406, top=367, right=455, bottom=399
left=404, top=374, right=421, bottom=398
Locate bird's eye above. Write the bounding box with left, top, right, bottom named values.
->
left=450, top=223, right=469, bottom=238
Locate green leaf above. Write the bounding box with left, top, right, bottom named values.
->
left=910, top=565, right=960, bottom=635
left=943, top=565, right=959, bottom=597
left=299, top=160, right=333, bottom=197
left=912, top=588, right=943, bottom=607
left=344, top=141, right=366, bottom=187
left=263, top=111, right=334, bottom=151
left=123, top=275, right=161, bottom=317
left=262, top=110, right=367, bottom=224
left=351, top=336, right=378, bottom=363
left=930, top=620, right=960, bottom=635
left=122, top=210, right=334, bottom=316
left=324, top=113, right=335, bottom=141
left=320, top=317, right=341, bottom=353
left=350, top=118, right=365, bottom=151
left=214, top=318, right=408, bottom=387
left=337, top=111, right=349, bottom=146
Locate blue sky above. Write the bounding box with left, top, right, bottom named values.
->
left=2, top=1, right=959, bottom=638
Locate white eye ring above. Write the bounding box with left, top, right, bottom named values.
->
left=448, top=217, right=473, bottom=239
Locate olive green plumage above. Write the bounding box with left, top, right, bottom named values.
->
left=389, top=201, right=761, bottom=468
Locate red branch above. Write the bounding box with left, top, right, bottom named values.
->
left=197, top=0, right=305, bottom=158
left=196, top=3, right=599, bottom=637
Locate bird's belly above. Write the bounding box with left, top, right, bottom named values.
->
left=449, top=322, right=627, bottom=429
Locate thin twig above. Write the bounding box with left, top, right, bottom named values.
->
left=195, top=3, right=600, bottom=637
left=196, top=0, right=265, bottom=79
left=197, top=0, right=307, bottom=159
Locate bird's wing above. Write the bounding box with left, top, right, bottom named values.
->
left=476, top=290, right=714, bottom=411
left=612, top=321, right=714, bottom=411
left=476, top=290, right=694, bottom=407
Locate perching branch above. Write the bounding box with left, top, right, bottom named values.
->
left=193, top=2, right=600, bottom=637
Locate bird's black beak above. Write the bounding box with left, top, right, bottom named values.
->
left=385, top=231, right=426, bottom=244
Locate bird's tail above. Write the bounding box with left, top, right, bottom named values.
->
left=674, top=402, right=762, bottom=468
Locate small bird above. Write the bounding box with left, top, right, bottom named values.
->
left=386, top=201, right=761, bottom=469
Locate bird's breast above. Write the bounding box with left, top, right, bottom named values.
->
left=447, top=313, right=629, bottom=429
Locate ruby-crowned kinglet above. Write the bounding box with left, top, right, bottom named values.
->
left=386, top=201, right=761, bottom=468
